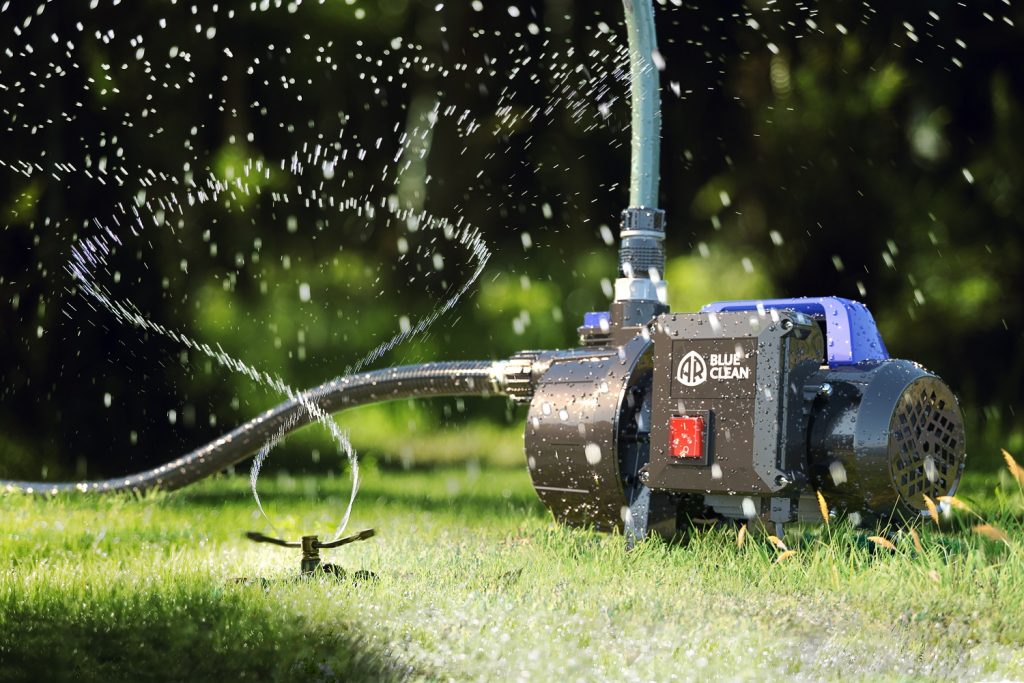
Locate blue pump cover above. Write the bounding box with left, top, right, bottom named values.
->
left=583, top=311, right=612, bottom=328
left=699, top=296, right=889, bottom=367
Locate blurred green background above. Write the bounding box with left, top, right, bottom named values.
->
left=0, top=0, right=1020, bottom=479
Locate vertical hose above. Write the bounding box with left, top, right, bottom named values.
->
left=623, top=0, right=662, bottom=209
left=613, top=0, right=667, bottom=315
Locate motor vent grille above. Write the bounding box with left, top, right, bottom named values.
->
left=889, top=378, right=966, bottom=510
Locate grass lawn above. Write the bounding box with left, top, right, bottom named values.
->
left=2, top=451, right=1023, bottom=682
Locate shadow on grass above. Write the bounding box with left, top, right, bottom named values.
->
left=0, top=588, right=422, bottom=683
left=172, top=477, right=549, bottom=521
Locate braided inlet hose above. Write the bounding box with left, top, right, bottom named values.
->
left=623, top=0, right=662, bottom=209
left=1, top=361, right=508, bottom=496
left=615, top=0, right=668, bottom=315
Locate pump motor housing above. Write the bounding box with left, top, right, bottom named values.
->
left=523, top=297, right=967, bottom=536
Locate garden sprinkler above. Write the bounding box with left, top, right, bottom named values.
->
left=2, top=0, right=967, bottom=542
left=240, top=529, right=377, bottom=582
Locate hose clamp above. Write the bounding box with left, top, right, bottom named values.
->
left=620, top=207, right=666, bottom=233
left=493, top=351, right=541, bottom=403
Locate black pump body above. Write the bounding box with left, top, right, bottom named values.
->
left=521, top=297, right=967, bottom=536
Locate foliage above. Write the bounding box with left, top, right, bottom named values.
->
left=0, top=2, right=1021, bottom=478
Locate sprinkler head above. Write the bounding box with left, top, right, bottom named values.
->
left=245, top=529, right=376, bottom=580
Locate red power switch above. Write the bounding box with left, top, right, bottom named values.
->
left=669, top=415, right=705, bottom=459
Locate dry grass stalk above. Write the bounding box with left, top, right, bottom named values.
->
left=816, top=490, right=829, bottom=525
left=922, top=494, right=940, bottom=525
left=972, top=524, right=1010, bottom=544
left=937, top=495, right=973, bottom=514
left=776, top=550, right=797, bottom=563
left=867, top=535, right=897, bottom=551
left=909, top=527, right=924, bottom=554
left=767, top=535, right=788, bottom=551
left=737, top=524, right=747, bottom=548
left=1003, top=449, right=1024, bottom=487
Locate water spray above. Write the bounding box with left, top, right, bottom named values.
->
left=2, top=0, right=967, bottom=541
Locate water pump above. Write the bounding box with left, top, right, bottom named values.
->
left=511, top=293, right=965, bottom=538
left=502, top=0, right=965, bottom=537
left=1, top=0, right=967, bottom=541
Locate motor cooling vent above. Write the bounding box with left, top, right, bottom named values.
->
left=889, top=378, right=967, bottom=510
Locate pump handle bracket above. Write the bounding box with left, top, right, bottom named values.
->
left=700, top=296, right=890, bottom=367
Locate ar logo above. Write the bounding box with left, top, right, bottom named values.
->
left=676, top=350, right=708, bottom=387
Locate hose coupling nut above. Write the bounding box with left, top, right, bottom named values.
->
left=618, top=207, right=666, bottom=281
left=494, top=351, right=543, bottom=403
left=620, top=207, right=666, bottom=235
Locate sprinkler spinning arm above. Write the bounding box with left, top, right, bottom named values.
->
left=246, top=529, right=376, bottom=577
left=2, top=0, right=966, bottom=540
